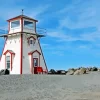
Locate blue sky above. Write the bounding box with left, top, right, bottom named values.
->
left=0, top=0, right=100, bottom=70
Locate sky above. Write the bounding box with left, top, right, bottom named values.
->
left=0, top=0, right=100, bottom=70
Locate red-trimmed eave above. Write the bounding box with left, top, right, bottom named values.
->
left=3, top=50, right=15, bottom=55
left=28, top=50, right=41, bottom=55
left=27, top=36, right=36, bottom=40
left=7, top=15, right=38, bottom=22
left=28, top=50, right=41, bottom=74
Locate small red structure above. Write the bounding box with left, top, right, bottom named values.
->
left=34, top=66, right=43, bottom=74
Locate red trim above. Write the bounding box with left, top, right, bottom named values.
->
left=31, top=55, right=33, bottom=74
left=20, top=18, right=23, bottom=74
left=4, top=53, right=14, bottom=71
left=28, top=50, right=41, bottom=55
left=7, top=17, right=21, bottom=22
left=7, top=15, right=38, bottom=22
left=28, top=50, right=41, bottom=74
left=3, top=50, right=15, bottom=55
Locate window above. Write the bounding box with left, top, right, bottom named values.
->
left=11, top=20, right=20, bottom=28
left=24, top=20, right=34, bottom=29
left=30, top=40, right=33, bottom=44
left=29, top=39, right=35, bottom=45
left=33, top=58, right=38, bottom=67
left=6, top=56, right=10, bottom=69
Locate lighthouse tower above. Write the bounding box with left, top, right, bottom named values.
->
left=0, top=14, right=48, bottom=74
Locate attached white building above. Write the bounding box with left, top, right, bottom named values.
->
left=0, top=15, right=48, bottom=74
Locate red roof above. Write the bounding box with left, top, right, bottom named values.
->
left=3, top=50, right=15, bottom=55
left=28, top=50, right=41, bottom=55
left=7, top=15, right=38, bottom=22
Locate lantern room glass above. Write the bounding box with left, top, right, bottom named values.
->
left=24, top=20, right=34, bottom=29
left=11, top=20, right=20, bottom=28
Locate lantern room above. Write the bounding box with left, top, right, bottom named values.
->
left=7, top=15, right=38, bottom=34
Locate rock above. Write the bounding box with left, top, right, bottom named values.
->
left=74, top=68, right=86, bottom=75
left=56, top=70, right=61, bottom=74
left=79, top=68, right=86, bottom=74
left=86, top=68, right=90, bottom=72
left=60, top=70, right=66, bottom=75
left=74, top=70, right=80, bottom=75
left=66, top=69, right=74, bottom=75
left=0, top=69, right=5, bottom=75
left=89, top=67, right=92, bottom=71
left=98, top=68, right=100, bottom=71
left=49, top=69, right=56, bottom=74
left=91, top=67, right=98, bottom=71
left=5, top=69, right=9, bottom=75
left=48, top=71, right=52, bottom=74
left=56, top=70, right=66, bottom=75
left=0, top=69, right=9, bottom=75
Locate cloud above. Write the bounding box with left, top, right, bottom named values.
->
left=58, top=0, right=100, bottom=30
left=43, top=0, right=100, bottom=48
left=28, top=5, right=50, bottom=18
left=51, top=51, right=64, bottom=56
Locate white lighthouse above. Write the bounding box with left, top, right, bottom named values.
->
left=0, top=14, right=48, bottom=74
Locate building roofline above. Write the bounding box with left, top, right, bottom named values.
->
left=7, top=15, right=38, bottom=22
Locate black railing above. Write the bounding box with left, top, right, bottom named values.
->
left=0, top=29, right=8, bottom=34
left=36, top=27, right=47, bottom=35
left=0, top=27, right=47, bottom=35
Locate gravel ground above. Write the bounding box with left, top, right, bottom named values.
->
left=0, top=72, right=100, bottom=100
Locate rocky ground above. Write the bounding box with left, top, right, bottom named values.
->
left=0, top=72, right=100, bottom=100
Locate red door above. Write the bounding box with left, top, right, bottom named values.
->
left=33, top=58, right=38, bottom=74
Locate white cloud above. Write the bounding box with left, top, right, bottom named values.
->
left=44, top=0, right=100, bottom=44
left=78, top=45, right=88, bottom=49
left=51, top=51, right=64, bottom=56
left=58, top=0, right=100, bottom=30
left=28, top=5, right=50, bottom=18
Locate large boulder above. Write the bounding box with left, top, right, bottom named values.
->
left=79, top=68, right=86, bottom=74
left=98, top=69, right=100, bottom=71
left=86, top=67, right=92, bottom=72
left=48, top=71, right=52, bottom=74
left=74, top=68, right=86, bottom=75
left=91, top=67, right=98, bottom=71
left=0, top=69, right=5, bottom=75
left=66, top=69, right=75, bottom=75
left=48, top=69, right=56, bottom=74
left=0, top=69, right=9, bottom=75
left=60, top=70, right=66, bottom=75
left=74, top=70, right=80, bottom=75
left=88, top=67, right=92, bottom=71
left=56, top=70, right=66, bottom=75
